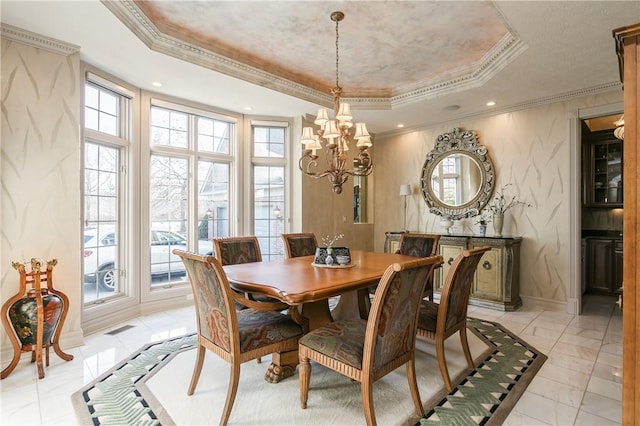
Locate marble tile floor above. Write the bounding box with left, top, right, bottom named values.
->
left=0, top=294, right=622, bottom=425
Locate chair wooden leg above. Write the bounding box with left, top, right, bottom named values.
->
left=436, top=338, right=453, bottom=392
left=361, top=378, right=376, bottom=426
left=299, top=354, right=310, bottom=409
left=459, top=325, right=474, bottom=368
left=187, top=345, right=206, bottom=395
left=220, top=360, right=240, bottom=426
left=406, top=358, right=425, bottom=417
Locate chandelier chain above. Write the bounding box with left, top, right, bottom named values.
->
left=335, top=17, right=340, bottom=89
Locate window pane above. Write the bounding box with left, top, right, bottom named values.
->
left=198, top=160, right=229, bottom=240
left=197, top=117, right=230, bottom=154
left=150, top=155, right=189, bottom=287
left=84, top=83, right=119, bottom=137
left=253, top=126, right=285, bottom=158
left=253, top=165, right=285, bottom=260
left=83, top=143, right=120, bottom=301
left=150, top=107, right=188, bottom=148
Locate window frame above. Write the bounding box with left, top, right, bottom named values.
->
left=81, top=68, right=141, bottom=334
left=247, top=119, right=292, bottom=260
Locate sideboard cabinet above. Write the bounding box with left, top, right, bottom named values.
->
left=436, top=235, right=522, bottom=311
left=384, top=232, right=522, bottom=311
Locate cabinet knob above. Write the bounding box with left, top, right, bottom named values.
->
left=447, top=257, right=455, bottom=265
left=482, top=261, right=492, bottom=270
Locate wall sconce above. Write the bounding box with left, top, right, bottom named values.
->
left=399, top=184, right=412, bottom=231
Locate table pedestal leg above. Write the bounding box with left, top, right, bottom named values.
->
left=264, top=350, right=298, bottom=383
left=264, top=300, right=334, bottom=384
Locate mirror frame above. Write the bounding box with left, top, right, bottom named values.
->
left=420, top=128, right=494, bottom=220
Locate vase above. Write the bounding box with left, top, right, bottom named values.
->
left=439, top=217, right=454, bottom=234
left=8, top=290, right=64, bottom=347
left=479, top=225, right=487, bottom=237
left=493, top=213, right=504, bottom=236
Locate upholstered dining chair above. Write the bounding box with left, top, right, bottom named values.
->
left=212, top=236, right=288, bottom=311
left=281, top=232, right=318, bottom=259
left=416, top=245, right=491, bottom=392
left=299, top=255, right=443, bottom=426
left=396, top=233, right=441, bottom=300
left=173, top=250, right=303, bottom=426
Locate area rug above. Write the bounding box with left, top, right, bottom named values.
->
left=71, top=318, right=545, bottom=425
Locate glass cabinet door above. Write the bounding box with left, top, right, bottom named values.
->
left=590, top=139, right=623, bottom=207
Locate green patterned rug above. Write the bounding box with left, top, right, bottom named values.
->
left=419, top=318, right=547, bottom=425
left=71, top=318, right=545, bottom=425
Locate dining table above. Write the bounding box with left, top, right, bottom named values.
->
left=223, top=250, right=442, bottom=383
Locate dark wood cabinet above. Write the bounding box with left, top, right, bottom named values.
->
left=583, top=128, right=623, bottom=207
left=585, top=237, right=623, bottom=294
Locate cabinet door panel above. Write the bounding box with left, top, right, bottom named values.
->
left=474, top=249, right=503, bottom=299
left=586, top=239, right=612, bottom=293
left=437, top=244, right=464, bottom=292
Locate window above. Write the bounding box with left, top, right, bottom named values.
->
left=251, top=122, right=289, bottom=260
left=147, top=103, right=233, bottom=289
left=82, top=80, right=131, bottom=305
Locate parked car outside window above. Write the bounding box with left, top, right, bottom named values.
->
left=83, top=227, right=212, bottom=291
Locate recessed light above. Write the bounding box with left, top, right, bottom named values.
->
left=152, top=82, right=162, bottom=87
left=243, top=106, right=252, bottom=111
left=397, top=124, right=405, bottom=128
left=486, top=101, right=496, bottom=106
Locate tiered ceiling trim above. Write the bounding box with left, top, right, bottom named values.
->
left=102, top=0, right=527, bottom=111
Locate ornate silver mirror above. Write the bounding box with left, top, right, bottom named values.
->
left=421, top=128, right=494, bottom=220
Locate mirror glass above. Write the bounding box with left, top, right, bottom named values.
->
left=421, top=128, right=494, bottom=219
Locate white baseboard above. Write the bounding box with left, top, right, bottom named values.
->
left=521, top=295, right=567, bottom=312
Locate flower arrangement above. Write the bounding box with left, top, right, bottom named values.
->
left=474, top=215, right=491, bottom=226
left=321, top=233, right=344, bottom=250
left=486, top=184, right=532, bottom=215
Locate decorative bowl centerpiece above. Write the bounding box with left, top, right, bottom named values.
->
left=313, top=247, right=351, bottom=267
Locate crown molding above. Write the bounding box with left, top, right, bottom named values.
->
left=0, top=23, right=79, bottom=56
left=101, top=0, right=333, bottom=108
left=101, top=1, right=526, bottom=111
left=377, top=82, right=623, bottom=139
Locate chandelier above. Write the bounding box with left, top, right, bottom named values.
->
left=299, top=11, right=373, bottom=194
left=614, top=115, right=624, bottom=140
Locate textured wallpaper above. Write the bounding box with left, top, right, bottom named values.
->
left=374, top=91, right=623, bottom=307
left=1, top=38, right=82, bottom=352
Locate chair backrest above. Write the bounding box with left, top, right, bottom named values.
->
left=281, top=233, right=318, bottom=258
left=173, top=249, right=239, bottom=355
left=437, top=246, right=491, bottom=333
left=212, top=236, right=262, bottom=266
left=396, top=233, right=440, bottom=257
left=363, top=255, right=443, bottom=372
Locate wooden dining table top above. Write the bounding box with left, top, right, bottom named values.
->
left=223, top=250, right=420, bottom=305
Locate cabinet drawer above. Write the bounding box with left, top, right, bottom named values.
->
left=474, top=249, right=503, bottom=300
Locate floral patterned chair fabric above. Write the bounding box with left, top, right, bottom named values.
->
left=212, top=236, right=287, bottom=311
left=174, top=250, right=302, bottom=425
left=396, top=233, right=441, bottom=301
left=416, top=245, right=490, bottom=392
left=213, top=236, right=262, bottom=265
left=299, top=255, right=443, bottom=426
left=281, top=233, right=318, bottom=259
